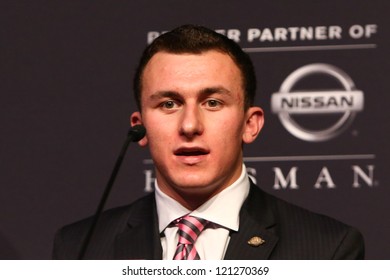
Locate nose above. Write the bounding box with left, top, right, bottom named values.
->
left=179, top=104, right=204, bottom=138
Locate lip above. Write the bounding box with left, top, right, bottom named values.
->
left=174, top=146, right=210, bottom=165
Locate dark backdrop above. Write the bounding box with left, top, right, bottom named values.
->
left=1, top=0, right=389, bottom=259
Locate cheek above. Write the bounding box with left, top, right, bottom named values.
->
left=144, top=123, right=173, bottom=151
left=212, top=119, right=245, bottom=151
left=216, top=115, right=245, bottom=138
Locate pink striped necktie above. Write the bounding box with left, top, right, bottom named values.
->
left=173, top=215, right=209, bottom=260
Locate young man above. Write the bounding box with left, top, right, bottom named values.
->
left=53, top=25, right=364, bottom=259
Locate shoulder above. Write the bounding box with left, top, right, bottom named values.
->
left=247, top=181, right=353, bottom=230
left=52, top=193, right=155, bottom=259
left=247, top=183, right=365, bottom=259
left=59, top=193, right=155, bottom=236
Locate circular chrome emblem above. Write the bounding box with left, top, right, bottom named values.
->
left=271, top=64, right=364, bottom=142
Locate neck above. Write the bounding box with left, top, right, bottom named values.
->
left=175, top=192, right=214, bottom=210
left=160, top=183, right=231, bottom=211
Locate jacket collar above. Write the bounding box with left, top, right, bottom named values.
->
left=114, top=181, right=279, bottom=260
left=114, top=194, right=162, bottom=260
left=224, top=181, right=279, bottom=259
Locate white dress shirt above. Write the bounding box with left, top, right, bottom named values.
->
left=155, top=164, right=250, bottom=260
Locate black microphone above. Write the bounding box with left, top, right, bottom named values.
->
left=127, top=124, right=147, bottom=142
left=78, top=125, right=146, bottom=259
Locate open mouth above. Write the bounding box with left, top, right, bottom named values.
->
left=174, top=148, right=209, bottom=157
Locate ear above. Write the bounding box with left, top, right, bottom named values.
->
left=242, top=106, right=264, bottom=144
left=130, top=111, right=148, bottom=147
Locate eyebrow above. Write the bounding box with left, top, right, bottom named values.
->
left=199, top=86, right=231, bottom=96
left=149, top=91, right=182, bottom=101
left=149, top=86, right=232, bottom=100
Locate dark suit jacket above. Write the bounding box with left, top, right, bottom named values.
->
left=53, top=182, right=364, bottom=259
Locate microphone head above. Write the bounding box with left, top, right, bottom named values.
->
left=128, top=125, right=146, bottom=142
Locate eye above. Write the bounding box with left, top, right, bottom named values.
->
left=162, top=100, right=175, bottom=109
left=205, top=99, right=222, bottom=109
left=161, top=100, right=177, bottom=109
left=160, top=100, right=179, bottom=110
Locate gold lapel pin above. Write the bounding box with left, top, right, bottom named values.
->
left=247, top=236, right=265, bottom=247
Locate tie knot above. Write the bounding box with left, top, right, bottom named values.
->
left=175, top=215, right=209, bottom=245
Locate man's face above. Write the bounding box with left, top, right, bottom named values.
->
left=131, top=50, right=263, bottom=208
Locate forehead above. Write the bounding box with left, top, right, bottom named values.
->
left=141, top=50, right=243, bottom=93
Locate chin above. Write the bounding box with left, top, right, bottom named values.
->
left=175, top=182, right=210, bottom=191
left=174, top=179, right=218, bottom=194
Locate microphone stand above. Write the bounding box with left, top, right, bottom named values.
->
left=78, top=125, right=146, bottom=259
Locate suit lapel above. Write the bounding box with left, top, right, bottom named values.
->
left=224, top=182, right=279, bottom=260
left=112, top=183, right=278, bottom=260
left=114, top=194, right=162, bottom=260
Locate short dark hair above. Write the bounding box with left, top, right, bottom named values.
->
left=133, top=24, right=256, bottom=111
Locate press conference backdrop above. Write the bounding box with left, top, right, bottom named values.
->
left=1, top=0, right=389, bottom=259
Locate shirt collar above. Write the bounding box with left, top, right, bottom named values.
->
left=155, top=164, right=250, bottom=233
